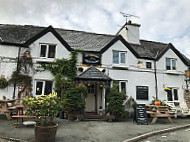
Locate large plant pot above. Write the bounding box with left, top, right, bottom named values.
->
left=35, top=123, right=58, bottom=142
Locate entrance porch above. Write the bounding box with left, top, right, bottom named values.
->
left=75, top=66, right=111, bottom=115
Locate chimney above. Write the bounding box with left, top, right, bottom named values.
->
left=117, top=20, right=141, bottom=45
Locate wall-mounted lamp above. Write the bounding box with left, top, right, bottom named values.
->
left=99, top=84, right=103, bottom=89
left=137, top=61, right=143, bottom=68
left=78, top=67, right=84, bottom=72
left=102, top=69, right=106, bottom=73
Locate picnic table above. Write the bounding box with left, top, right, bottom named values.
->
left=146, top=105, right=174, bottom=124
left=0, top=99, right=17, bottom=120
left=12, top=105, right=36, bottom=127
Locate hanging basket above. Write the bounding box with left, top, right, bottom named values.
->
left=164, top=87, right=171, bottom=92
left=0, top=76, right=8, bottom=89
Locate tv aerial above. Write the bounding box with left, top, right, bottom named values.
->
left=120, top=12, right=140, bottom=21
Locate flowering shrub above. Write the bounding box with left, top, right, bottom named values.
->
left=21, top=92, right=60, bottom=126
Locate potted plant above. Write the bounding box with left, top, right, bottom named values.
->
left=21, top=92, right=60, bottom=142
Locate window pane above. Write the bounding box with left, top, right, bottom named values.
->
left=44, top=81, right=52, bottom=95
left=40, top=45, right=47, bottom=57
left=167, top=90, right=173, bottom=101
left=136, top=86, right=148, bottom=100
left=113, top=51, right=119, bottom=64
left=174, top=89, right=178, bottom=100
left=48, top=45, right=56, bottom=58
left=121, top=82, right=126, bottom=94
left=172, top=60, right=176, bottom=70
left=120, top=53, right=126, bottom=63
left=146, top=62, right=152, bottom=69
left=36, top=81, right=43, bottom=95
left=91, top=84, right=95, bottom=93
left=166, top=58, right=171, bottom=70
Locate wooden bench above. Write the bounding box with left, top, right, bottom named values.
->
left=146, top=105, right=174, bottom=124
left=0, top=99, right=17, bottom=120
left=12, top=115, right=36, bottom=127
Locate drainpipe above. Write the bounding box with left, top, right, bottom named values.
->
left=154, top=51, right=159, bottom=100
left=13, top=46, right=21, bottom=99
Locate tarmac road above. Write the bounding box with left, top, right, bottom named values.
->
left=140, top=128, right=190, bottom=142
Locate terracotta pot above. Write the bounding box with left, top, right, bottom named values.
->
left=154, top=101, right=160, bottom=106
left=35, top=123, right=58, bottom=142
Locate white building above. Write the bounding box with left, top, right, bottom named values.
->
left=0, top=21, right=189, bottom=114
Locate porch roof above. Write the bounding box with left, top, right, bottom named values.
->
left=75, top=66, right=112, bottom=81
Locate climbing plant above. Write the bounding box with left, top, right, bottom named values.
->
left=0, top=75, right=8, bottom=89
left=40, top=51, right=77, bottom=97
left=9, top=51, right=34, bottom=98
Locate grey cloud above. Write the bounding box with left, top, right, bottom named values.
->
left=0, top=0, right=189, bottom=58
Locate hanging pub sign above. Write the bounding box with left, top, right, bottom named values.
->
left=83, top=52, right=101, bottom=65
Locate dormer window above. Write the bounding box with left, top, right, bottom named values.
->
left=166, top=58, right=176, bottom=70
left=40, top=44, right=56, bottom=58
left=113, top=51, right=126, bottom=64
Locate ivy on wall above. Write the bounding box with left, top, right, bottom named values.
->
left=40, top=51, right=77, bottom=97
left=0, top=75, right=8, bottom=89
left=9, top=52, right=34, bottom=97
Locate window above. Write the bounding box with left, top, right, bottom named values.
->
left=167, top=88, right=178, bottom=101
left=87, top=83, right=95, bottom=94
left=113, top=51, right=126, bottom=64
left=136, top=86, right=148, bottom=100
left=40, top=44, right=56, bottom=58
left=36, top=80, right=53, bottom=95
left=119, top=81, right=127, bottom=95
left=113, top=81, right=127, bottom=95
left=166, top=58, right=176, bottom=70
left=146, top=62, right=152, bottom=69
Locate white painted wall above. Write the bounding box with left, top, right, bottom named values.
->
left=29, top=32, right=71, bottom=96
left=156, top=48, right=187, bottom=104
left=0, top=45, right=24, bottom=99
left=101, top=41, right=188, bottom=105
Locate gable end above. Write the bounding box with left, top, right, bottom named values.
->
left=23, top=26, right=73, bottom=51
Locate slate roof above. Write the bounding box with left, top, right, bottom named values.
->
left=0, top=24, right=189, bottom=65
left=76, top=66, right=112, bottom=81
left=0, top=24, right=115, bottom=51
left=130, top=40, right=168, bottom=59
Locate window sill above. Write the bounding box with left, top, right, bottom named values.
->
left=35, top=58, right=55, bottom=63
left=112, top=64, right=129, bottom=69
left=165, top=70, right=181, bottom=75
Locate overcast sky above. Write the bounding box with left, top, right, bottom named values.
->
left=0, top=0, right=190, bottom=58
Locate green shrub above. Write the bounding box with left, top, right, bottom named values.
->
left=106, top=84, right=126, bottom=119
left=62, top=85, right=87, bottom=115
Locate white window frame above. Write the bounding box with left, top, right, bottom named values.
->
left=35, top=80, right=53, bottom=95
left=39, top=43, right=56, bottom=58
left=119, top=81, right=127, bottom=94
left=166, top=87, right=179, bottom=102
left=166, top=58, right=177, bottom=70
left=113, top=50, right=127, bottom=64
